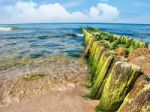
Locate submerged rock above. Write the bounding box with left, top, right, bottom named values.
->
left=64, top=33, right=78, bottom=37
left=118, top=75, right=150, bottom=112
left=97, top=61, right=141, bottom=112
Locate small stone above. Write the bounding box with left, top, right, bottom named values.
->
left=66, top=83, right=75, bottom=88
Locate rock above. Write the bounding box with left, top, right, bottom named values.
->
left=90, top=55, right=114, bottom=99
left=118, top=75, right=150, bottom=112
left=66, top=83, right=76, bottom=88
left=85, top=37, right=96, bottom=56
left=130, top=55, right=150, bottom=78
left=88, top=41, right=100, bottom=66
left=117, top=47, right=127, bottom=57
left=128, top=48, right=150, bottom=61
left=97, top=61, right=141, bottom=112
left=90, top=44, right=108, bottom=82
left=93, top=50, right=114, bottom=83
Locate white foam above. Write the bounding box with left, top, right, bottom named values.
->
left=0, top=27, right=12, bottom=31
left=76, top=33, right=83, bottom=37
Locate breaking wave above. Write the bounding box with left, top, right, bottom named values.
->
left=0, top=27, right=12, bottom=31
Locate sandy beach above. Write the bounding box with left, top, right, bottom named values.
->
left=0, top=55, right=99, bottom=112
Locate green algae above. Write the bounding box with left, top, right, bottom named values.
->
left=93, top=51, right=115, bottom=83
left=83, top=28, right=148, bottom=112
left=90, top=55, right=114, bottom=99
left=90, top=45, right=108, bottom=82
left=23, top=73, right=45, bottom=81
left=118, top=75, right=150, bottom=112
left=96, top=62, right=141, bottom=112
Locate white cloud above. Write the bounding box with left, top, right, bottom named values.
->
left=0, top=1, right=120, bottom=23
left=90, top=3, right=119, bottom=21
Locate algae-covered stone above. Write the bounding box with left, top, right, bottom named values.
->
left=93, top=50, right=115, bottom=83
left=118, top=75, right=150, bottom=112
left=83, top=29, right=93, bottom=46
left=88, top=41, right=100, bottom=66
left=90, top=44, right=108, bottom=82
left=97, top=61, right=141, bottom=112
left=90, top=55, right=114, bottom=99
left=85, top=36, right=96, bottom=56
left=90, top=56, right=126, bottom=99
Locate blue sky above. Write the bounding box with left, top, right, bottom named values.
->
left=0, top=0, right=150, bottom=23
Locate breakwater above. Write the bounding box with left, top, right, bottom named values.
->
left=83, top=28, right=150, bottom=112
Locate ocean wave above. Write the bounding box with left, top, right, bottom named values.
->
left=64, top=33, right=83, bottom=37
left=76, top=33, right=83, bottom=37
left=0, top=27, right=12, bottom=31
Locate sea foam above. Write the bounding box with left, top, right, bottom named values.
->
left=76, top=33, right=83, bottom=37
left=0, top=27, right=12, bottom=31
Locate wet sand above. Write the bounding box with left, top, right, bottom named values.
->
left=0, top=55, right=98, bottom=112
left=0, top=86, right=98, bottom=112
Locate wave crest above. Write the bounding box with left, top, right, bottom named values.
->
left=0, top=27, right=12, bottom=31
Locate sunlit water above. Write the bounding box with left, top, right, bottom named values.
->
left=0, top=23, right=150, bottom=78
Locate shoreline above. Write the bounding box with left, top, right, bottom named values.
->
left=0, top=55, right=90, bottom=107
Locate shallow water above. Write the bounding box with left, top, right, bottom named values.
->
left=0, top=23, right=150, bottom=75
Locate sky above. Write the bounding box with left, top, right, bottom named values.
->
left=0, top=0, right=150, bottom=24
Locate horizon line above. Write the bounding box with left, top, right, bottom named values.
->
left=0, top=22, right=150, bottom=25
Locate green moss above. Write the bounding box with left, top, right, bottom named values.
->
left=96, top=62, right=141, bottom=112
left=94, top=51, right=114, bottom=83
left=88, top=41, right=99, bottom=66
left=90, top=45, right=107, bottom=82
left=23, top=73, right=45, bottom=81
left=90, top=55, right=114, bottom=99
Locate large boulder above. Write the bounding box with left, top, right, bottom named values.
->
left=118, top=75, right=150, bottom=112
left=130, top=55, right=150, bottom=78
left=128, top=48, right=150, bottom=61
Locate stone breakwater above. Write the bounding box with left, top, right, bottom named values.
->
left=83, top=28, right=150, bottom=112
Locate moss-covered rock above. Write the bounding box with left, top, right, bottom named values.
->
left=88, top=41, right=100, bottom=66
left=90, top=56, right=127, bottom=100
left=93, top=50, right=115, bottom=83
left=97, top=61, right=141, bottom=112
left=90, top=44, right=109, bottom=82
left=85, top=36, right=97, bottom=56
left=83, top=28, right=149, bottom=112
left=118, top=75, right=150, bottom=112
left=90, top=55, right=114, bottom=99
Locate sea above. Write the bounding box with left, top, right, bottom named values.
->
left=0, top=23, right=150, bottom=78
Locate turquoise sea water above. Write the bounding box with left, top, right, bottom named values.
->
left=0, top=23, right=150, bottom=61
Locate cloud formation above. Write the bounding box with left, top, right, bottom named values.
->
left=90, top=3, right=119, bottom=21
left=0, top=1, right=120, bottom=23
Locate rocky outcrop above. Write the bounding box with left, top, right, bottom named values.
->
left=83, top=28, right=150, bottom=112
